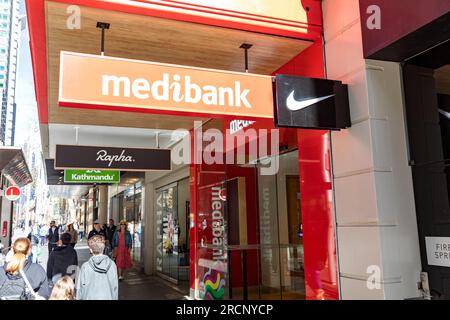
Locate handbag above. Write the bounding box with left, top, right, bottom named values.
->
left=18, top=269, right=46, bottom=300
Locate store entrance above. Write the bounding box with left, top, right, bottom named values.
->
left=155, top=178, right=190, bottom=285
left=402, top=41, right=450, bottom=299
left=254, top=151, right=305, bottom=299
left=111, top=182, right=144, bottom=269
left=193, top=120, right=338, bottom=300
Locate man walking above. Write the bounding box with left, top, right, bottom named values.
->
left=76, top=235, right=118, bottom=300
left=47, top=221, right=60, bottom=253
left=88, top=220, right=107, bottom=240
left=105, top=219, right=117, bottom=252
left=47, top=233, right=78, bottom=285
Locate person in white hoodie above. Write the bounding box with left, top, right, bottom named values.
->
left=76, top=235, right=118, bottom=300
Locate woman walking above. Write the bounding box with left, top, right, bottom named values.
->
left=0, top=237, right=49, bottom=299
left=112, top=220, right=133, bottom=280
left=66, top=223, right=78, bottom=248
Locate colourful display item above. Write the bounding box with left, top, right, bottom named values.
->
left=64, top=169, right=120, bottom=183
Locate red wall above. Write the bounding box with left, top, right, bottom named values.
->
left=189, top=1, right=340, bottom=301
left=359, top=0, right=450, bottom=57
left=275, top=41, right=339, bottom=300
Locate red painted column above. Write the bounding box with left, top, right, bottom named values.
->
left=298, top=130, right=339, bottom=300
left=276, top=40, right=340, bottom=300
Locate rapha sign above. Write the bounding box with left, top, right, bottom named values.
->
left=55, top=145, right=171, bottom=171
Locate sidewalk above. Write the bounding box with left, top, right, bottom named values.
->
left=37, top=239, right=186, bottom=300
left=119, top=269, right=188, bottom=300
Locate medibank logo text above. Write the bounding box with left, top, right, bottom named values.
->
left=101, top=74, right=252, bottom=108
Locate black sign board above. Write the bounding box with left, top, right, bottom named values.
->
left=55, top=145, right=171, bottom=171
left=274, top=75, right=351, bottom=130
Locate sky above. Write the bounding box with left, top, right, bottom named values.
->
left=14, top=0, right=38, bottom=147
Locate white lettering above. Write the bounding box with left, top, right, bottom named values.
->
left=102, top=75, right=131, bottom=97
left=96, top=150, right=135, bottom=167
left=100, top=74, right=253, bottom=108
left=132, top=78, right=150, bottom=99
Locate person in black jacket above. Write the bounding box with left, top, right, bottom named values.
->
left=47, top=221, right=60, bottom=254
left=47, top=233, right=78, bottom=285
left=105, top=219, right=117, bottom=249
left=88, top=220, right=107, bottom=240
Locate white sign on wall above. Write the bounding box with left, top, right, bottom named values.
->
left=426, top=237, right=450, bottom=267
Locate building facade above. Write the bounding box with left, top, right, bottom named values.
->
left=26, top=0, right=450, bottom=300
left=0, top=0, right=25, bottom=146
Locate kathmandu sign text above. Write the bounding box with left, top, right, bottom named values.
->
left=59, top=51, right=274, bottom=119
left=64, top=170, right=120, bottom=184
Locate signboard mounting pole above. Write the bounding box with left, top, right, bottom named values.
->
left=96, top=22, right=110, bottom=56
left=74, top=126, right=79, bottom=145
left=240, top=43, right=253, bottom=73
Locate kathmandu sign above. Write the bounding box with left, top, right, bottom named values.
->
left=58, top=51, right=274, bottom=119
left=64, top=170, right=120, bottom=184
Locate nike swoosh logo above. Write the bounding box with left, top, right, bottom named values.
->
left=286, top=91, right=335, bottom=111
left=439, top=108, right=450, bottom=120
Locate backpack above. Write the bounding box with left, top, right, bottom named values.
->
left=0, top=276, right=27, bottom=300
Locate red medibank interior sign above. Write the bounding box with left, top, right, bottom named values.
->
left=58, top=51, right=274, bottom=119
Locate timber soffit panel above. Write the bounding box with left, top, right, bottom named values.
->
left=45, top=1, right=312, bottom=129
left=435, top=65, right=450, bottom=95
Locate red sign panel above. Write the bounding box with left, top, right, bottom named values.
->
left=2, top=221, right=7, bottom=237
left=5, top=186, right=21, bottom=201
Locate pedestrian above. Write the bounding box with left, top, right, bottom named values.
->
left=79, top=223, right=84, bottom=240
left=0, top=241, right=5, bottom=268
left=0, top=237, right=50, bottom=300
left=39, top=224, right=47, bottom=246
left=47, top=233, right=78, bottom=286
left=49, top=276, right=75, bottom=300
left=47, top=221, right=60, bottom=254
left=66, top=223, right=78, bottom=248
left=76, top=235, right=118, bottom=300
left=105, top=219, right=117, bottom=252
left=88, top=220, right=107, bottom=240
left=112, top=220, right=133, bottom=281
left=26, top=232, right=34, bottom=264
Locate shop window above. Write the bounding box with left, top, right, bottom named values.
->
left=155, top=178, right=190, bottom=283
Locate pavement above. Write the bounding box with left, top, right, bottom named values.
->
left=36, top=239, right=187, bottom=300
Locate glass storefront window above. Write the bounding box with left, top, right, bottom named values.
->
left=156, top=184, right=180, bottom=281
left=191, top=119, right=338, bottom=300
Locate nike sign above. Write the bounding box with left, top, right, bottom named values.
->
left=286, top=91, right=335, bottom=111
left=274, top=75, right=351, bottom=130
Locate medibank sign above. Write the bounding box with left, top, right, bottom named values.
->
left=59, top=51, right=274, bottom=119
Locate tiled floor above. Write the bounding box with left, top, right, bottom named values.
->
left=119, top=269, right=188, bottom=300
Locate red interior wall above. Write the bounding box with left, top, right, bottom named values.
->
left=274, top=41, right=340, bottom=300
left=190, top=7, right=339, bottom=301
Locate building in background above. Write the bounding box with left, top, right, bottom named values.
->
left=16, top=117, right=49, bottom=228
left=0, top=0, right=25, bottom=146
